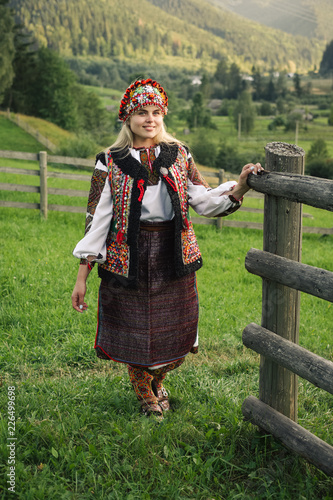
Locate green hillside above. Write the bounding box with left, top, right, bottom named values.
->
left=10, top=0, right=324, bottom=73
left=0, top=114, right=46, bottom=152
left=209, top=0, right=333, bottom=41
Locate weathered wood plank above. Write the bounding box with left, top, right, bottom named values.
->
left=259, top=141, right=304, bottom=421
left=48, top=188, right=89, bottom=197
left=200, top=171, right=220, bottom=178
left=0, top=200, right=39, bottom=209
left=47, top=171, right=91, bottom=181
left=247, top=143, right=333, bottom=211
left=0, top=183, right=39, bottom=193
left=191, top=219, right=330, bottom=233
left=245, top=248, right=333, bottom=302
left=248, top=171, right=333, bottom=211
left=303, top=226, right=333, bottom=234
left=47, top=204, right=86, bottom=213
left=0, top=167, right=40, bottom=176
left=223, top=220, right=263, bottom=230
left=239, top=206, right=314, bottom=218
left=48, top=155, right=94, bottom=168
left=242, top=396, right=333, bottom=477
left=0, top=167, right=91, bottom=181
left=239, top=206, right=264, bottom=213
left=0, top=150, right=39, bottom=161
left=243, top=323, right=333, bottom=394
left=191, top=217, right=216, bottom=226
left=39, top=151, right=47, bottom=219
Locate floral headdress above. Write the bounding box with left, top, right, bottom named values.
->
left=118, top=78, right=168, bottom=122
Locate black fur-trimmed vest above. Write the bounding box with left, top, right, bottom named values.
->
left=98, top=143, right=203, bottom=287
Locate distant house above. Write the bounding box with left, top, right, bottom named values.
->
left=242, top=75, right=254, bottom=82
left=207, top=99, right=222, bottom=112
left=191, top=76, right=202, bottom=86
left=293, top=108, right=314, bottom=121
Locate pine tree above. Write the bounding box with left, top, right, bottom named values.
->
left=227, top=63, right=243, bottom=99
left=233, top=91, right=256, bottom=135
left=0, top=0, right=15, bottom=105
left=293, top=73, right=302, bottom=98
left=328, top=105, right=333, bottom=126
left=251, top=67, right=263, bottom=101
left=3, top=27, right=37, bottom=112
left=186, top=92, right=213, bottom=130
left=319, top=40, right=333, bottom=76
left=214, top=59, right=229, bottom=86
left=265, top=76, right=276, bottom=102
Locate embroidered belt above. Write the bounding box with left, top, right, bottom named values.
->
left=139, top=220, right=175, bottom=232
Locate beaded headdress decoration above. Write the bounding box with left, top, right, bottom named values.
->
left=118, top=78, right=168, bottom=122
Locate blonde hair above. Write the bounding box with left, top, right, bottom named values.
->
left=107, top=119, right=184, bottom=154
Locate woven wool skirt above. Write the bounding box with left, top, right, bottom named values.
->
left=94, top=220, right=199, bottom=366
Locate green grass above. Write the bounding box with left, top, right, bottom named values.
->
left=15, top=114, right=75, bottom=146
left=84, top=86, right=123, bottom=108
left=0, top=115, right=46, bottom=153
left=0, top=207, right=332, bottom=499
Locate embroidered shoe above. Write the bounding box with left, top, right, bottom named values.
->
left=128, top=365, right=164, bottom=418
left=152, top=379, right=170, bottom=412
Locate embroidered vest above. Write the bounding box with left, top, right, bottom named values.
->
left=98, top=144, right=203, bottom=287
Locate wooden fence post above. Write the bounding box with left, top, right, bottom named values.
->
left=260, top=142, right=305, bottom=421
left=39, top=151, right=48, bottom=219
left=216, top=169, right=225, bottom=230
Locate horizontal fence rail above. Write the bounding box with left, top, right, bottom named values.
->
left=242, top=396, right=333, bottom=477
left=0, top=149, right=95, bottom=166
left=248, top=170, right=333, bottom=212
left=243, top=323, right=333, bottom=395
left=245, top=248, right=333, bottom=302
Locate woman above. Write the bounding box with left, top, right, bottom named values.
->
left=72, top=78, right=262, bottom=418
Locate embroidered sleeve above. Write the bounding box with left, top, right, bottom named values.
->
left=73, top=152, right=113, bottom=264
left=187, top=153, right=210, bottom=188
left=84, top=152, right=108, bottom=234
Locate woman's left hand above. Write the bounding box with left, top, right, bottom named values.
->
left=231, top=163, right=263, bottom=200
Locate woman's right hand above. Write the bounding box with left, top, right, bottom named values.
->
left=72, top=262, right=92, bottom=312
left=72, top=280, right=88, bottom=312
left=71, top=280, right=88, bottom=312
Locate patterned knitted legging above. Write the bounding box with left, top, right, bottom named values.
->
left=128, top=358, right=185, bottom=401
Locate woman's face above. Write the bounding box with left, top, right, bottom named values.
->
left=129, top=105, right=163, bottom=147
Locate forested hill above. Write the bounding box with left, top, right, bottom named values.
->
left=10, top=0, right=324, bottom=72
left=209, top=0, right=333, bottom=41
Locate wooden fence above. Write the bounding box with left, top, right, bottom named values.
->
left=241, top=142, right=333, bottom=476
left=1, top=145, right=333, bottom=472
left=1, top=149, right=332, bottom=235
left=0, top=150, right=93, bottom=218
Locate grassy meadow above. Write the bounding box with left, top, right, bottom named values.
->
left=0, top=207, right=332, bottom=499
left=1, top=113, right=333, bottom=499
